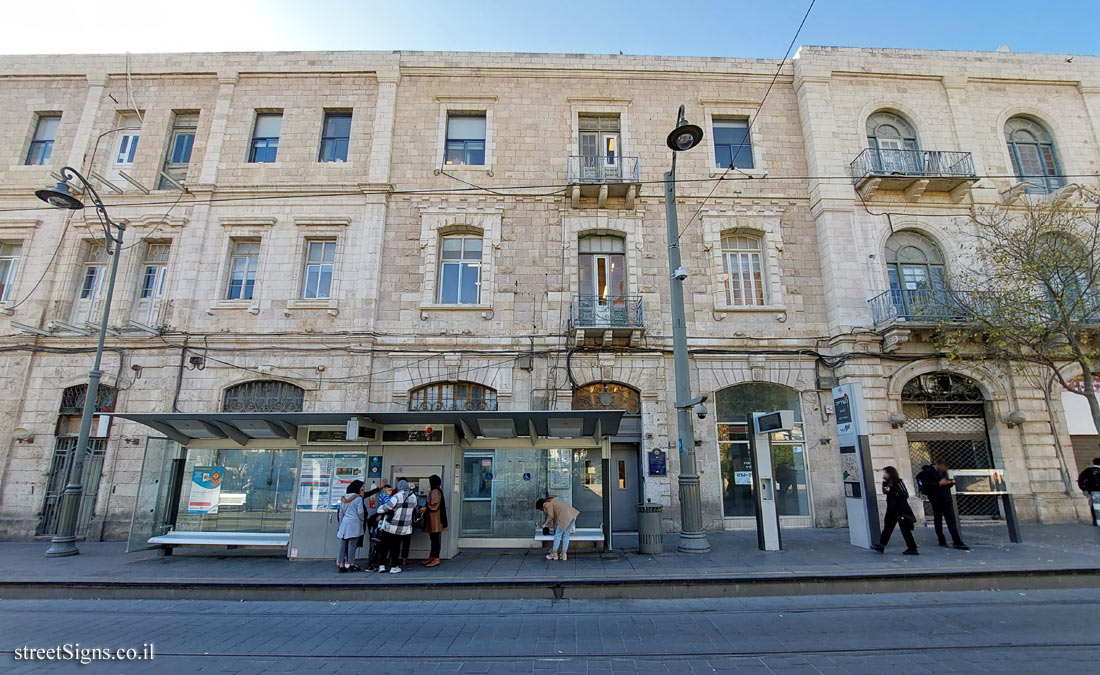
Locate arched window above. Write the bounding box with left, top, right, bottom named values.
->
left=59, top=383, right=117, bottom=414
left=866, top=111, right=920, bottom=174
left=409, top=381, right=497, bottom=411
left=715, top=383, right=807, bottom=518
left=1005, top=117, right=1064, bottom=194
left=222, top=380, right=304, bottom=413
left=721, top=233, right=766, bottom=306
left=885, top=230, right=946, bottom=292
left=571, top=382, right=641, bottom=414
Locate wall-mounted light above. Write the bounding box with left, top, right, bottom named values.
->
left=888, top=412, right=907, bottom=429
left=1004, top=410, right=1027, bottom=428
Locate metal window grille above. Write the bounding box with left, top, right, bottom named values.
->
left=222, top=381, right=304, bottom=413
left=36, top=437, right=107, bottom=536
left=408, top=382, right=497, bottom=412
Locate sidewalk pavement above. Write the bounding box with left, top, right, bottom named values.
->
left=3, top=524, right=1099, bottom=589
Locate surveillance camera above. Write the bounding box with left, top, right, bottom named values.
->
left=693, top=402, right=708, bottom=420
left=673, top=266, right=689, bottom=281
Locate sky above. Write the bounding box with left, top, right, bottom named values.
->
left=1, top=0, right=1097, bottom=58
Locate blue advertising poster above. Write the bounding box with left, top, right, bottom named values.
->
left=187, top=466, right=225, bottom=514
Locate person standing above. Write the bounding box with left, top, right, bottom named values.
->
left=536, top=495, right=580, bottom=561
left=871, top=466, right=918, bottom=555
left=377, top=478, right=418, bottom=574
left=421, top=474, right=448, bottom=567
left=917, top=459, right=969, bottom=550
left=1077, top=458, right=1100, bottom=526
left=335, top=480, right=366, bottom=573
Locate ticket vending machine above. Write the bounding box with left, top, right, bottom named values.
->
left=750, top=410, right=794, bottom=552
left=832, top=383, right=880, bottom=548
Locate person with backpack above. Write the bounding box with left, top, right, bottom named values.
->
left=916, top=459, right=969, bottom=550
left=376, top=478, right=418, bottom=574
left=871, top=466, right=918, bottom=555
left=335, top=480, right=366, bottom=573
left=1077, top=458, right=1100, bottom=526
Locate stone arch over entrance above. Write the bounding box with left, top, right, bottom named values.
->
left=571, top=381, right=641, bottom=414
left=714, top=382, right=811, bottom=526
left=900, top=371, right=1000, bottom=519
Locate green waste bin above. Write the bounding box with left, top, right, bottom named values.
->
left=636, top=504, right=664, bottom=554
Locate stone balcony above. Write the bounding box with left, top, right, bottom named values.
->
left=851, top=148, right=978, bottom=202
left=566, top=156, right=641, bottom=209
left=570, top=294, right=644, bottom=346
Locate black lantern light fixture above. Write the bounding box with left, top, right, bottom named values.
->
left=666, top=105, right=703, bottom=152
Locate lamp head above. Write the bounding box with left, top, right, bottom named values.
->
left=667, top=109, right=704, bottom=152
left=35, top=181, right=84, bottom=210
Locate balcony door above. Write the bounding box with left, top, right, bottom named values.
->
left=867, top=111, right=920, bottom=175
left=579, top=235, right=626, bottom=326
left=885, top=230, right=947, bottom=320
left=579, top=115, right=620, bottom=181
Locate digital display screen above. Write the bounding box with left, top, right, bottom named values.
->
left=756, top=412, right=784, bottom=432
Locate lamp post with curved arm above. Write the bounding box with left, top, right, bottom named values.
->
left=36, top=167, right=126, bottom=557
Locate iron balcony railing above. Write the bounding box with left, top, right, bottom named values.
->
left=850, top=148, right=976, bottom=184
left=868, top=288, right=969, bottom=325
left=567, top=156, right=641, bottom=184
left=571, top=295, right=644, bottom=329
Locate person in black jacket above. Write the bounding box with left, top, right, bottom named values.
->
left=918, top=460, right=969, bottom=550
left=1078, top=458, right=1100, bottom=526
left=871, top=466, right=918, bottom=555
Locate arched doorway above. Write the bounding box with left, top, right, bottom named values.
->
left=901, top=372, right=998, bottom=518
left=572, top=382, right=641, bottom=538
left=715, top=382, right=811, bottom=528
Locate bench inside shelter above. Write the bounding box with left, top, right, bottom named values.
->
left=534, top=527, right=605, bottom=551
left=148, top=530, right=289, bottom=556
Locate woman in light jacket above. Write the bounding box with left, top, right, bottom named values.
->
left=421, top=474, right=448, bottom=568
left=536, top=495, right=580, bottom=561
left=335, top=480, right=366, bottom=573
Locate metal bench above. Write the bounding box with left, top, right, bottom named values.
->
left=148, top=531, right=289, bottom=556
left=534, top=527, right=605, bottom=551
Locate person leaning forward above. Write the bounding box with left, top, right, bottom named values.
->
left=536, top=495, right=580, bottom=561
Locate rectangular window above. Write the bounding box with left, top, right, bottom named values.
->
left=139, top=244, right=170, bottom=299
left=578, top=115, right=621, bottom=180
left=0, top=242, right=21, bottom=301
left=226, top=240, right=260, bottom=300
left=249, top=113, right=282, bottom=163
left=114, top=120, right=140, bottom=167
left=318, top=112, right=351, bottom=163
left=444, top=114, right=486, bottom=166
left=25, top=114, right=61, bottom=165
left=80, top=265, right=102, bottom=299
left=713, top=118, right=754, bottom=170
left=722, top=236, right=766, bottom=306
left=438, top=235, right=482, bottom=304
left=302, top=240, right=336, bottom=299
left=160, top=113, right=198, bottom=189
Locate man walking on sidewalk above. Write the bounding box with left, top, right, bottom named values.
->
left=917, top=459, right=969, bottom=550
left=1077, top=458, right=1100, bottom=526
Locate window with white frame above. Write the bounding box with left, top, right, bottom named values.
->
left=438, top=235, right=482, bottom=304
left=721, top=234, right=767, bottom=306
left=713, top=118, right=754, bottom=170
left=160, top=112, right=198, bottom=189
left=444, top=114, right=486, bottom=166
left=71, top=245, right=108, bottom=324
left=302, top=240, right=336, bottom=299
left=226, top=240, right=260, bottom=300
left=134, top=243, right=170, bottom=325
left=0, top=242, right=21, bottom=301
left=113, top=116, right=141, bottom=168
left=26, top=114, right=60, bottom=165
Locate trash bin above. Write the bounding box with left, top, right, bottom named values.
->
left=636, top=504, right=664, bottom=554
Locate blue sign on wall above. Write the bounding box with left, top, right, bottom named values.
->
left=647, top=449, right=667, bottom=476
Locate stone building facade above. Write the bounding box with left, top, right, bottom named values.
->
left=0, top=46, right=1095, bottom=544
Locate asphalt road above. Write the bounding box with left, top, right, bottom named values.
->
left=2, top=588, right=1098, bottom=673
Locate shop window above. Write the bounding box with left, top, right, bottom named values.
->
left=409, top=381, right=497, bottom=412
left=715, top=382, right=807, bottom=518
left=222, top=380, right=304, bottom=413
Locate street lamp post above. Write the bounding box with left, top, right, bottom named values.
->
left=664, top=106, right=711, bottom=553
left=36, top=167, right=126, bottom=558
